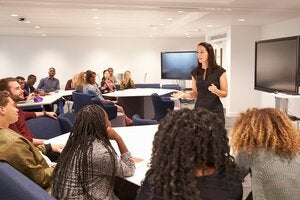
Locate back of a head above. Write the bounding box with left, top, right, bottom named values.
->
left=0, top=91, right=10, bottom=107
left=85, top=70, right=96, bottom=84
left=149, top=108, right=235, bottom=199
left=72, top=104, right=108, bottom=141
left=0, top=77, right=16, bottom=92
left=231, top=107, right=300, bottom=157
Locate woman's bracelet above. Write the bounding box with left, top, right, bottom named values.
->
left=43, top=111, right=47, bottom=116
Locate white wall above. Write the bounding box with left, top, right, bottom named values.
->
left=229, top=25, right=261, bottom=116
left=0, top=36, right=203, bottom=89
left=206, top=26, right=261, bottom=117
left=259, top=17, right=300, bottom=117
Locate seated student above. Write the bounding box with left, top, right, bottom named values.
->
left=24, top=74, right=37, bottom=94
left=52, top=104, right=135, bottom=199
left=108, top=67, right=119, bottom=84
left=0, top=91, right=54, bottom=191
left=0, top=77, right=63, bottom=161
left=101, top=69, right=117, bottom=94
left=230, top=108, right=300, bottom=200
left=120, top=70, right=135, bottom=90
left=83, top=70, right=133, bottom=125
left=136, top=108, right=242, bottom=200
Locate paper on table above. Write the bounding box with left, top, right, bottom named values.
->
left=132, top=157, right=144, bottom=163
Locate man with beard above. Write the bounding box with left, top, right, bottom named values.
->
left=0, top=77, right=63, bottom=161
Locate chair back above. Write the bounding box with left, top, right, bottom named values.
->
left=0, top=162, right=55, bottom=200
left=151, top=93, right=174, bottom=121
left=72, top=91, right=117, bottom=120
left=161, top=84, right=182, bottom=90
left=132, top=114, right=158, bottom=126
left=58, top=112, right=76, bottom=125
left=135, top=83, right=160, bottom=88
left=72, top=91, right=94, bottom=113
left=26, top=116, right=72, bottom=139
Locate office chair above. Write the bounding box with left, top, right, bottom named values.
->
left=72, top=91, right=117, bottom=120
left=26, top=116, right=72, bottom=139
left=161, top=84, right=182, bottom=91
left=72, top=91, right=125, bottom=127
left=0, top=162, right=55, bottom=200
left=151, top=93, right=174, bottom=121
left=132, top=114, right=158, bottom=126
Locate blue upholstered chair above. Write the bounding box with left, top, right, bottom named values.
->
left=58, top=112, right=76, bottom=125
left=161, top=84, right=182, bottom=91
left=135, top=83, right=160, bottom=88
left=72, top=91, right=117, bottom=120
left=132, top=114, right=158, bottom=126
left=26, top=116, right=72, bottom=139
left=151, top=93, right=174, bottom=121
left=0, top=162, right=55, bottom=200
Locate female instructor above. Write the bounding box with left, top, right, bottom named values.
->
left=172, top=42, right=228, bottom=125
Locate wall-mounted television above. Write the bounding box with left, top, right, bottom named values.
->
left=255, top=36, right=300, bottom=94
left=161, top=51, right=198, bottom=80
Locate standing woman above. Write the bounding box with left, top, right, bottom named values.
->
left=120, top=70, right=135, bottom=90
left=172, top=42, right=227, bottom=125
left=52, top=105, right=135, bottom=199
left=230, top=108, right=300, bottom=200
left=101, top=69, right=117, bottom=94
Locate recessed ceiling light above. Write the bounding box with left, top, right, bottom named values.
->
left=207, top=24, right=213, bottom=28
left=93, top=16, right=99, bottom=19
left=95, top=22, right=100, bottom=25
left=167, top=17, right=173, bottom=21
left=41, top=34, right=47, bottom=37
left=193, top=29, right=199, bottom=32
left=186, top=35, right=191, bottom=38
left=25, top=21, right=31, bottom=24
left=34, top=25, right=40, bottom=29
left=177, top=10, right=184, bottom=13
left=238, top=18, right=245, bottom=22
left=11, top=14, right=18, bottom=17
left=159, top=23, right=165, bottom=26
left=91, top=8, right=98, bottom=11
left=97, top=34, right=102, bottom=37
left=184, top=33, right=189, bottom=35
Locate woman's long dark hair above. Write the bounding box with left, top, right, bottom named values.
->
left=52, top=105, right=117, bottom=199
left=147, top=108, right=239, bottom=200
left=193, top=42, right=220, bottom=79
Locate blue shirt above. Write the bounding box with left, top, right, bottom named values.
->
left=83, top=84, right=105, bottom=100
left=37, top=77, right=60, bottom=93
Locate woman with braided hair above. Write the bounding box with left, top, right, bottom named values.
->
left=231, top=108, right=300, bottom=200
left=51, top=104, right=135, bottom=199
left=136, top=108, right=242, bottom=200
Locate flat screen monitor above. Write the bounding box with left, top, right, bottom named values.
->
left=161, top=51, right=198, bottom=80
left=255, top=36, right=300, bottom=94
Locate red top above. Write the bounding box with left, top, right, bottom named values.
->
left=9, top=108, right=36, bottom=142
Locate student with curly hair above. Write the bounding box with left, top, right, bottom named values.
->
left=230, top=108, right=300, bottom=200
left=51, top=105, right=135, bottom=199
left=136, top=108, right=242, bottom=200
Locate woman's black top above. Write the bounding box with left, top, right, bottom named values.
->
left=136, top=169, right=243, bottom=200
left=191, top=66, right=226, bottom=113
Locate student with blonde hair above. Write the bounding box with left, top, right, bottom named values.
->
left=231, top=108, right=300, bottom=200
left=120, top=70, right=135, bottom=90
